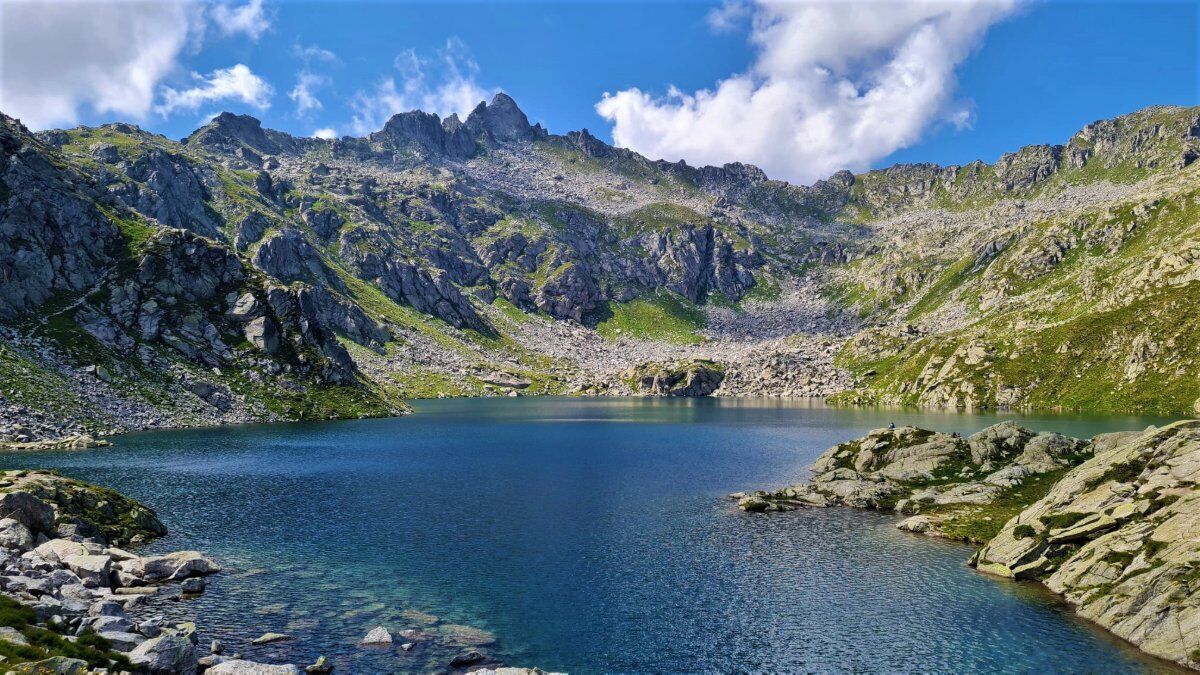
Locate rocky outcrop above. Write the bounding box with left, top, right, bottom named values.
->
left=0, top=471, right=203, bottom=669
left=735, top=422, right=1200, bottom=670
left=625, top=360, right=725, bottom=397
left=340, top=227, right=488, bottom=331
left=734, top=422, right=1090, bottom=528
left=185, top=112, right=302, bottom=157
left=368, top=110, right=476, bottom=161
left=253, top=229, right=342, bottom=289
left=0, top=115, right=122, bottom=318
left=973, top=421, right=1200, bottom=669
left=465, top=93, right=541, bottom=144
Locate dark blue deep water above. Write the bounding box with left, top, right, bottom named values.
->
left=0, top=398, right=1184, bottom=673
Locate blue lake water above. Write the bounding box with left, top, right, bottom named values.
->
left=0, top=398, right=1184, bottom=673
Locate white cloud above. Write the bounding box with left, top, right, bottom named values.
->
left=707, top=1, right=751, bottom=32
left=210, top=0, right=270, bottom=40
left=289, top=70, right=329, bottom=115
left=0, top=0, right=198, bottom=129
left=293, top=43, right=338, bottom=64
left=597, top=0, right=1018, bottom=184
left=156, top=63, right=273, bottom=115
left=312, top=127, right=337, bottom=139
left=349, top=37, right=496, bottom=135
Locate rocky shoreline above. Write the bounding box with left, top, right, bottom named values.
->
left=734, top=421, right=1200, bottom=670
left=0, top=470, right=554, bottom=674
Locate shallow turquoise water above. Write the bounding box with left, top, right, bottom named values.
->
left=0, top=398, right=1183, bottom=673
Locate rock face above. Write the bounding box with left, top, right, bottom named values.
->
left=737, top=422, right=1200, bottom=670
left=973, top=421, right=1200, bottom=669
left=625, top=360, right=725, bottom=397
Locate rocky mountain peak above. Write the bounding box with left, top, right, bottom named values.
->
left=465, top=92, right=537, bottom=142
left=186, top=111, right=291, bottom=156
left=371, top=109, right=476, bottom=160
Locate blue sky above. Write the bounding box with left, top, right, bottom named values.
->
left=2, top=0, right=1195, bottom=184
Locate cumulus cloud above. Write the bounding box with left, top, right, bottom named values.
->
left=597, top=0, right=1018, bottom=184
left=156, top=63, right=273, bottom=115
left=311, top=127, right=337, bottom=139
left=349, top=37, right=496, bottom=135
left=289, top=71, right=330, bottom=115
left=209, top=0, right=270, bottom=40
left=0, top=0, right=278, bottom=130
left=0, top=0, right=198, bottom=129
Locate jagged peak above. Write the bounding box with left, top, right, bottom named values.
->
left=379, top=109, right=442, bottom=133
left=185, top=110, right=293, bottom=156
left=465, top=91, right=536, bottom=142
left=211, top=111, right=263, bottom=127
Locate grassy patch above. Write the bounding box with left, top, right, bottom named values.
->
left=0, top=596, right=130, bottom=670
left=924, top=468, right=1072, bottom=543
left=594, top=291, right=705, bottom=344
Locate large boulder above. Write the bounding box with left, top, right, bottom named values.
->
left=0, top=518, right=33, bottom=551
left=62, top=554, right=112, bottom=587
left=120, top=551, right=221, bottom=582
left=10, top=657, right=89, bottom=674
left=244, top=315, right=280, bottom=354
left=208, top=661, right=301, bottom=675
left=129, top=634, right=198, bottom=674
left=33, top=539, right=99, bottom=562
left=0, top=491, right=56, bottom=533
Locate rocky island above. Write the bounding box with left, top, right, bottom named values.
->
left=736, top=421, right=1200, bottom=669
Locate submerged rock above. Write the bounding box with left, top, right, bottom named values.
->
left=251, top=632, right=292, bottom=645
left=305, top=655, right=333, bottom=674
left=449, top=651, right=486, bottom=668
left=359, top=625, right=392, bottom=645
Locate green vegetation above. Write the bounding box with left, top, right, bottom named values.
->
left=741, top=276, right=782, bottom=303
left=1013, top=524, right=1037, bottom=539
left=0, top=596, right=130, bottom=670
left=97, top=204, right=156, bottom=257
left=1039, top=511, right=1091, bottom=530
left=617, top=202, right=708, bottom=234
left=924, top=468, right=1073, bottom=543
left=594, top=291, right=706, bottom=345
left=905, top=254, right=980, bottom=320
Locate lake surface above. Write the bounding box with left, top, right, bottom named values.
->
left=0, top=398, right=1183, bottom=673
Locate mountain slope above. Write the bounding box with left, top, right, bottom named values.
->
left=2, top=98, right=1198, bottom=441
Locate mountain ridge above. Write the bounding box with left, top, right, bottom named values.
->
left=2, top=96, right=1199, bottom=444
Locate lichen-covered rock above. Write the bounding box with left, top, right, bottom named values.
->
left=2, top=470, right=166, bottom=545
left=742, top=421, right=1200, bottom=670
left=973, top=420, right=1200, bottom=669
left=737, top=423, right=1090, bottom=541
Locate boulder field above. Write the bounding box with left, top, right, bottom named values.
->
left=735, top=421, right=1200, bottom=670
